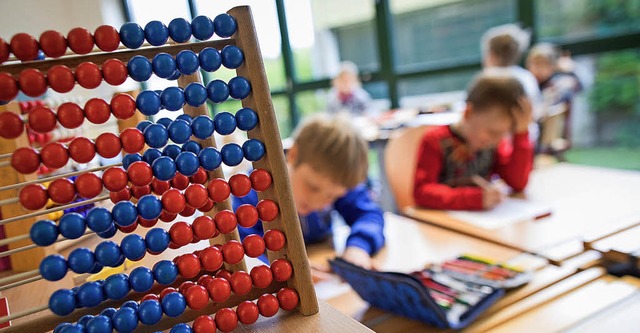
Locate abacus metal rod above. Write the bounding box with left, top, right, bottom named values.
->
left=0, top=163, right=121, bottom=192
left=0, top=161, right=8, bottom=167
left=0, top=230, right=94, bottom=256
left=0, top=233, right=29, bottom=247
left=0, top=244, right=38, bottom=258
left=0, top=197, right=19, bottom=206
left=0, top=275, right=42, bottom=292
left=0, top=194, right=109, bottom=226
left=0, top=304, right=49, bottom=324
left=0, top=269, right=39, bottom=286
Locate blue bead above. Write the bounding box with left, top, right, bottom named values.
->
left=138, top=299, right=163, bottom=325
left=89, top=261, right=103, bottom=274
left=58, top=323, right=84, bottom=333
left=30, top=219, right=58, bottom=246
left=213, top=13, right=237, bottom=38
left=112, top=307, right=138, bottom=333
left=242, top=139, right=266, bottom=161
left=168, top=18, right=192, bottom=43
left=176, top=50, right=199, bottom=75
left=112, top=201, right=138, bottom=227
left=100, top=307, right=117, bottom=321
left=121, top=234, right=146, bottom=261
left=86, top=207, right=113, bottom=233
left=96, top=224, right=117, bottom=239
left=137, top=194, right=162, bottom=220
left=78, top=314, right=94, bottom=327
left=177, top=114, right=192, bottom=123
left=152, top=53, right=177, bottom=79
left=191, top=115, right=215, bottom=139
left=175, top=151, right=199, bottom=176
left=144, top=123, right=169, bottom=148
left=228, top=76, right=251, bottom=99
left=103, top=274, right=129, bottom=300
left=206, top=79, right=229, bottom=103
left=156, top=117, right=173, bottom=129
left=161, top=292, right=186, bottom=317
left=53, top=323, right=71, bottom=333
left=136, top=120, right=153, bottom=132
left=167, top=119, right=192, bottom=144
left=184, top=82, right=208, bottom=107
left=161, top=87, right=185, bottom=111
left=221, top=45, right=244, bottom=69
left=182, top=140, right=202, bottom=154
left=198, top=147, right=222, bottom=171
left=235, top=107, right=258, bottom=131
left=122, top=300, right=139, bottom=311
left=199, top=47, right=221, bottom=72
left=162, top=144, right=182, bottom=160
left=76, top=281, right=104, bottom=308
left=120, top=22, right=145, bottom=49
left=129, top=266, right=154, bottom=292
left=68, top=247, right=95, bottom=274
left=170, top=323, right=194, bottom=333
left=169, top=69, right=181, bottom=80
left=221, top=143, right=244, bottom=166
left=152, top=259, right=178, bottom=285
left=144, top=20, right=169, bottom=46
left=127, top=55, right=153, bottom=82
left=191, top=15, right=214, bottom=40
left=49, top=289, right=76, bottom=316
left=86, top=315, right=112, bottom=333
left=152, top=156, right=177, bottom=181
left=146, top=228, right=170, bottom=253
left=143, top=148, right=163, bottom=164
left=95, top=240, right=122, bottom=267
left=122, top=153, right=143, bottom=170
left=213, top=111, right=236, bottom=135
left=136, top=91, right=161, bottom=116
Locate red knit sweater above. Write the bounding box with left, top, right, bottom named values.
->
left=413, top=125, right=533, bottom=210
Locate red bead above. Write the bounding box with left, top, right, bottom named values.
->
left=159, top=287, right=178, bottom=300
left=47, top=178, right=76, bottom=204
left=137, top=216, right=157, bottom=228
left=215, top=269, right=232, bottom=281
left=214, top=210, right=237, bottom=234
left=127, top=161, right=153, bottom=186
left=199, top=246, right=223, bottom=272
left=250, top=168, right=272, bottom=192
left=221, top=240, right=244, bottom=264
left=39, top=30, right=67, bottom=58
left=130, top=184, right=151, bottom=199
left=185, top=284, right=209, bottom=310
left=0, top=38, right=10, bottom=63
left=94, top=25, right=120, bottom=52
left=110, top=187, right=131, bottom=203
left=243, top=234, right=266, bottom=258
left=67, top=27, right=94, bottom=54
left=178, top=281, right=196, bottom=295
left=193, top=315, right=216, bottom=333
left=19, top=69, right=47, bottom=97
left=207, top=178, right=230, bottom=203
left=277, top=287, right=299, bottom=311
left=159, top=210, right=177, bottom=223
left=101, top=58, right=128, bottom=86
left=192, top=216, right=216, bottom=240
left=176, top=253, right=201, bottom=278
left=75, top=62, right=102, bottom=89
left=214, top=308, right=238, bottom=333
left=95, top=132, right=121, bottom=158
left=102, top=167, right=128, bottom=192
left=257, top=199, right=279, bottom=222
left=169, top=221, right=193, bottom=247
left=198, top=199, right=215, bottom=213
left=235, top=204, right=258, bottom=228
left=207, top=277, right=231, bottom=303
left=40, top=142, right=68, bottom=169
left=47, top=65, right=75, bottom=93
left=19, top=183, right=48, bottom=210
left=263, top=229, right=286, bottom=252
left=229, top=174, right=252, bottom=197
left=84, top=98, right=111, bottom=124
left=75, top=172, right=103, bottom=198
left=0, top=73, right=18, bottom=102
left=229, top=271, right=252, bottom=296
left=250, top=265, right=273, bottom=289
left=68, top=137, right=95, bottom=163
left=189, top=168, right=208, bottom=185
left=10, top=33, right=39, bottom=61
left=237, top=301, right=259, bottom=325
left=161, top=189, right=185, bottom=214
left=185, top=184, right=208, bottom=208
left=56, top=102, right=84, bottom=129
left=257, top=294, right=279, bottom=317
left=171, top=173, right=190, bottom=190
left=11, top=147, right=40, bottom=174
left=197, top=275, right=215, bottom=288
left=271, top=259, right=293, bottom=282
left=120, top=128, right=144, bottom=153
left=28, top=106, right=56, bottom=133
left=180, top=204, right=196, bottom=217
left=140, top=294, right=159, bottom=302
left=110, top=93, right=135, bottom=119
left=151, top=178, right=171, bottom=195
left=0, top=111, right=23, bottom=139
left=118, top=221, right=138, bottom=233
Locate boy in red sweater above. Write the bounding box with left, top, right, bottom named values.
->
left=413, top=73, right=533, bottom=210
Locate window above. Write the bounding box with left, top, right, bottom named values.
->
left=126, top=0, right=191, bottom=26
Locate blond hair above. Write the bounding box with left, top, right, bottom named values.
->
left=292, top=114, right=368, bottom=188
left=466, top=72, right=526, bottom=119
left=527, top=43, right=560, bottom=66
left=481, top=24, right=531, bottom=67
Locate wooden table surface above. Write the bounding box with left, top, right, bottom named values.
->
left=405, top=163, right=640, bottom=264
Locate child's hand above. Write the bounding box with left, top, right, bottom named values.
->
left=513, top=97, right=533, bottom=134
left=482, top=186, right=504, bottom=209
left=342, top=246, right=373, bottom=270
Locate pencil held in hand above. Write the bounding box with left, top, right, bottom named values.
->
left=472, top=175, right=504, bottom=209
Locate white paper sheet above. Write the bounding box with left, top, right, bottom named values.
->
left=447, top=198, right=553, bottom=229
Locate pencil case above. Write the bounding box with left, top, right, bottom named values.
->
left=328, top=258, right=504, bottom=329
left=427, top=254, right=533, bottom=289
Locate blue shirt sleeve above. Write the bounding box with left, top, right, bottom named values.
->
left=232, top=189, right=264, bottom=239
left=334, top=183, right=385, bottom=255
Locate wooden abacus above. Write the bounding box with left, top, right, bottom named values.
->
left=0, top=6, right=318, bottom=332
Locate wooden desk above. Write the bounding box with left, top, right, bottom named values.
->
left=588, top=224, right=640, bottom=270
left=405, top=164, right=640, bottom=264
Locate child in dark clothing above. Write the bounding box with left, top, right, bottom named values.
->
left=413, top=73, right=534, bottom=210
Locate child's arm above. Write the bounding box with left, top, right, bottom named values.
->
left=334, top=184, right=385, bottom=257
left=413, top=133, right=484, bottom=210
left=231, top=190, right=264, bottom=239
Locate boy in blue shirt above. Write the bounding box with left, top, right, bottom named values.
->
left=233, top=114, right=385, bottom=269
